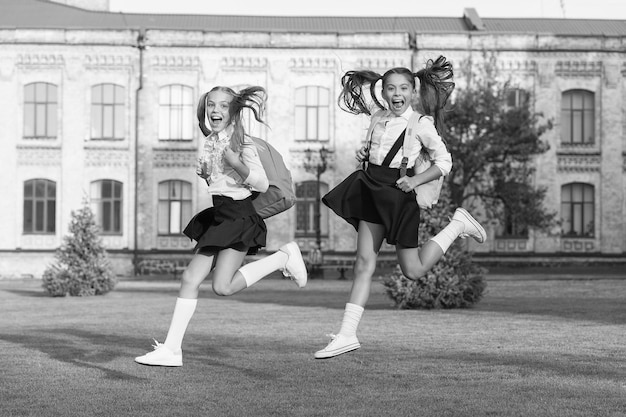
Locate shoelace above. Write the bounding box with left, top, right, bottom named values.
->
left=151, top=339, right=164, bottom=350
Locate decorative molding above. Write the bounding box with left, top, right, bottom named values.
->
left=555, top=61, right=602, bottom=78
left=84, top=54, right=133, bottom=68
left=85, top=148, right=129, bottom=167
left=221, top=56, right=268, bottom=70
left=156, top=236, right=194, bottom=250
left=16, top=54, right=64, bottom=67
left=356, top=57, right=408, bottom=71
left=154, top=149, right=196, bottom=168
left=497, top=60, right=537, bottom=74
left=557, top=152, right=601, bottom=172
left=289, top=57, right=336, bottom=71
left=151, top=55, right=201, bottom=70
left=17, top=145, right=62, bottom=166
left=561, top=239, right=596, bottom=252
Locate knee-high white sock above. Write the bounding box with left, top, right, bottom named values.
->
left=238, top=251, right=288, bottom=288
left=338, top=303, right=365, bottom=337
left=430, top=219, right=464, bottom=254
left=163, top=297, right=197, bottom=352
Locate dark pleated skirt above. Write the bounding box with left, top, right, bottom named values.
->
left=183, top=195, right=267, bottom=255
left=322, top=164, right=420, bottom=248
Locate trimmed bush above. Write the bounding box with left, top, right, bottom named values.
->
left=42, top=202, right=117, bottom=297
left=381, top=188, right=487, bottom=309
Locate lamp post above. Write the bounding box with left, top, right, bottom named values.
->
left=304, top=146, right=332, bottom=276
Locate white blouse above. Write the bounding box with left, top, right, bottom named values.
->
left=199, top=127, right=269, bottom=200
left=367, top=108, right=452, bottom=176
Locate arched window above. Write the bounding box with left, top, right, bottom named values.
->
left=23, top=179, right=56, bottom=234
left=561, top=183, right=594, bottom=237
left=295, top=181, right=329, bottom=237
left=158, top=84, right=194, bottom=140
left=561, top=90, right=594, bottom=144
left=158, top=180, right=192, bottom=235
left=23, top=82, right=57, bottom=139
left=91, top=180, right=123, bottom=234
left=295, top=86, right=330, bottom=141
left=91, top=83, right=125, bottom=140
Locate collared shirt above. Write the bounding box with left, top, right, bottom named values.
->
left=199, top=128, right=269, bottom=200
left=367, top=108, right=452, bottom=176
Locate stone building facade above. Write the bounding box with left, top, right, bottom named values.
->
left=0, top=0, right=624, bottom=277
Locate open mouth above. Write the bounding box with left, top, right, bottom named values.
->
left=391, top=98, right=405, bottom=110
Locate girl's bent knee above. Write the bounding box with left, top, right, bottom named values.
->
left=212, top=283, right=234, bottom=297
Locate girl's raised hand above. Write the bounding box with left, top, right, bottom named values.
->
left=355, top=146, right=368, bottom=162
left=196, top=158, right=209, bottom=179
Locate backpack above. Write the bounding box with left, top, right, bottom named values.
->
left=248, top=136, right=296, bottom=219
left=196, top=92, right=295, bottom=219
left=366, top=110, right=444, bottom=210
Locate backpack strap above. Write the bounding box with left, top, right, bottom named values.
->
left=381, top=129, right=406, bottom=167
left=400, top=112, right=425, bottom=177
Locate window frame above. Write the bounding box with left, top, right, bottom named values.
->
left=23, top=82, right=58, bottom=140
left=295, top=180, right=329, bottom=238
left=561, top=182, right=595, bottom=238
left=294, top=86, right=330, bottom=142
left=560, top=89, right=595, bottom=145
left=158, top=84, right=194, bottom=141
left=157, top=180, right=192, bottom=236
left=23, top=179, right=56, bottom=234
left=90, top=179, right=123, bottom=235
left=91, top=83, right=125, bottom=140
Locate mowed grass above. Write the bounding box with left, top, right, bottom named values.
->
left=1, top=272, right=625, bottom=417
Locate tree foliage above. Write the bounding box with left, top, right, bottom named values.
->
left=445, top=53, right=556, bottom=233
left=42, top=201, right=117, bottom=297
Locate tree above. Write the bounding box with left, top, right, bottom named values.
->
left=445, top=53, right=555, bottom=235
left=42, top=201, right=117, bottom=296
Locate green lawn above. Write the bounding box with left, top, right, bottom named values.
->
left=1, top=273, right=625, bottom=417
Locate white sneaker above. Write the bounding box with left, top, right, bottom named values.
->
left=279, top=242, right=307, bottom=288
left=314, top=333, right=361, bottom=359
left=452, top=208, right=487, bottom=244
left=135, top=340, right=183, bottom=367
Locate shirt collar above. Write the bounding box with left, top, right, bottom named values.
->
left=209, top=124, right=233, bottom=142
left=384, top=107, right=414, bottom=121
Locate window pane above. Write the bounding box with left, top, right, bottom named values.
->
left=182, top=201, right=192, bottom=225
left=572, top=92, right=583, bottom=108
left=47, top=200, right=56, bottom=233
left=24, top=200, right=33, bottom=232
left=48, top=103, right=57, bottom=137
left=306, top=87, right=317, bottom=105
left=35, top=104, right=46, bottom=136
left=114, top=201, right=121, bottom=231
left=583, top=110, right=594, bottom=143
left=114, top=105, right=124, bottom=138
left=102, top=201, right=111, bottom=231
left=35, top=83, right=46, bottom=100
left=115, top=85, right=124, bottom=104
left=158, top=201, right=169, bottom=234
left=35, top=201, right=44, bottom=231
left=572, top=184, right=582, bottom=201
left=307, top=108, right=317, bottom=139
left=24, top=103, right=35, bottom=137
left=103, top=106, right=113, bottom=137
left=170, top=201, right=181, bottom=234
left=103, top=85, right=114, bottom=103
left=561, top=110, right=571, bottom=143
left=47, top=84, right=57, bottom=102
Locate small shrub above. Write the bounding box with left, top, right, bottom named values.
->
left=42, top=201, right=117, bottom=297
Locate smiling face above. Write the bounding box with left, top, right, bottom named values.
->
left=381, top=72, right=416, bottom=117
left=205, top=89, right=233, bottom=133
